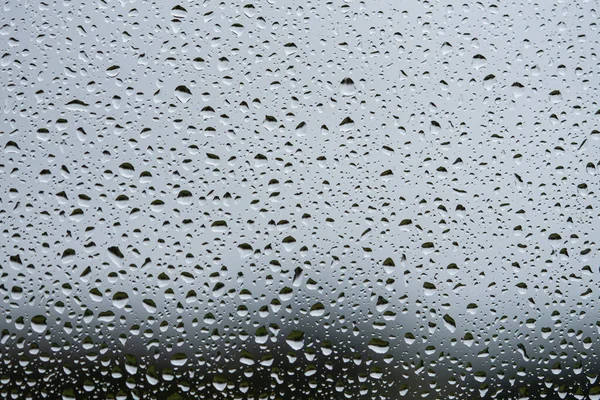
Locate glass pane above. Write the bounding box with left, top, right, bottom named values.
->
left=1, top=1, right=599, bottom=399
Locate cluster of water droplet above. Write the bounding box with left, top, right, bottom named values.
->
left=1, top=0, right=600, bottom=399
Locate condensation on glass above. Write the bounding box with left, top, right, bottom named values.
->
left=1, top=0, right=599, bottom=399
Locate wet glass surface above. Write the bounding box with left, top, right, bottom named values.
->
left=1, top=1, right=600, bottom=399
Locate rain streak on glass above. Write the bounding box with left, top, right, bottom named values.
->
left=1, top=0, right=600, bottom=399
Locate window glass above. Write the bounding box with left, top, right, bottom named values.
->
left=1, top=1, right=599, bottom=399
